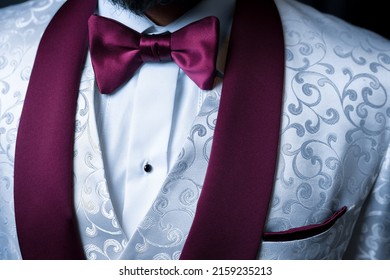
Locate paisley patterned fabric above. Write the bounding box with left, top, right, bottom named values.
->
left=0, top=0, right=390, bottom=259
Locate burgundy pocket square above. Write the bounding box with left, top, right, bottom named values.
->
left=263, top=206, right=347, bottom=242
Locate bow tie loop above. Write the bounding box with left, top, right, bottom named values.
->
left=88, top=15, right=220, bottom=94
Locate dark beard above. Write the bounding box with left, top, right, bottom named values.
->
left=109, top=0, right=187, bottom=14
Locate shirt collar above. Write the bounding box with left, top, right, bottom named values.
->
left=98, top=0, right=236, bottom=41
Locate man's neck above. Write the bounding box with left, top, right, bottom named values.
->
left=145, top=0, right=202, bottom=26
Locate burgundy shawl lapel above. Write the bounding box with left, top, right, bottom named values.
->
left=14, top=0, right=97, bottom=259
left=13, top=0, right=284, bottom=260
left=180, top=0, right=285, bottom=259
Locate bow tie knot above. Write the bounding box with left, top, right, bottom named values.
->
left=88, top=15, right=220, bottom=94
left=140, top=33, right=172, bottom=62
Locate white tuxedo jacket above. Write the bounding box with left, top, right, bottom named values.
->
left=0, top=0, right=390, bottom=259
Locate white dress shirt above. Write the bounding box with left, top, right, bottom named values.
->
left=96, top=0, right=235, bottom=239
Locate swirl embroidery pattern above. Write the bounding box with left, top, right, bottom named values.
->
left=73, top=54, right=128, bottom=260
left=260, top=0, right=390, bottom=259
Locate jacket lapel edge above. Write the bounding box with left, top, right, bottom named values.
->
left=14, top=0, right=97, bottom=260
left=181, top=0, right=285, bottom=260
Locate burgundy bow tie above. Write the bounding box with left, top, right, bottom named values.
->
left=88, top=15, right=220, bottom=94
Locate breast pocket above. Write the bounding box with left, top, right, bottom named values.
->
left=258, top=206, right=353, bottom=259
